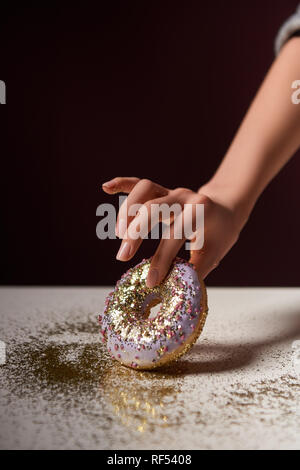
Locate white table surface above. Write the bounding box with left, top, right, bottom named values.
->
left=0, top=287, right=300, bottom=450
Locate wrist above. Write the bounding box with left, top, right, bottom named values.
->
left=198, top=179, right=256, bottom=232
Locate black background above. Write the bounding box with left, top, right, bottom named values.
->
left=1, top=1, right=300, bottom=286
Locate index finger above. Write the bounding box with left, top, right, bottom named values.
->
left=102, top=177, right=140, bottom=194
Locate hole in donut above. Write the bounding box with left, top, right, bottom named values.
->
left=148, top=302, right=162, bottom=320
left=142, top=296, right=162, bottom=320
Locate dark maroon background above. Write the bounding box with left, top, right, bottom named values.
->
left=1, top=1, right=300, bottom=286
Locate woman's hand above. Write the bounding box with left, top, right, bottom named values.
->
left=102, top=40, right=300, bottom=288
left=102, top=177, right=244, bottom=287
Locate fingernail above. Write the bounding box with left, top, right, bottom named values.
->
left=116, top=242, right=131, bottom=261
left=118, top=218, right=127, bottom=239
left=102, top=180, right=114, bottom=188
left=146, top=269, right=159, bottom=288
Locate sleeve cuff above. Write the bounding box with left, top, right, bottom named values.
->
left=275, top=4, right=300, bottom=55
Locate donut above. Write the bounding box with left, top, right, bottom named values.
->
left=99, top=257, right=208, bottom=370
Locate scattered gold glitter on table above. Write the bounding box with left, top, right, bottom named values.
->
left=1, top=287, right=300, bottom=449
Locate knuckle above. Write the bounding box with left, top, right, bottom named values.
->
left=113, top=176, right=123, bottom=185
left=139, top=178, right=153, bottom=189
left=172, top=187, right=189, bottom=197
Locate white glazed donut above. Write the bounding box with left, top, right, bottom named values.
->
left=99, top=257, right=208, bottom=370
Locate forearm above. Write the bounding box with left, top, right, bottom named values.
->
left=201, top=37, right=300, bottom=228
